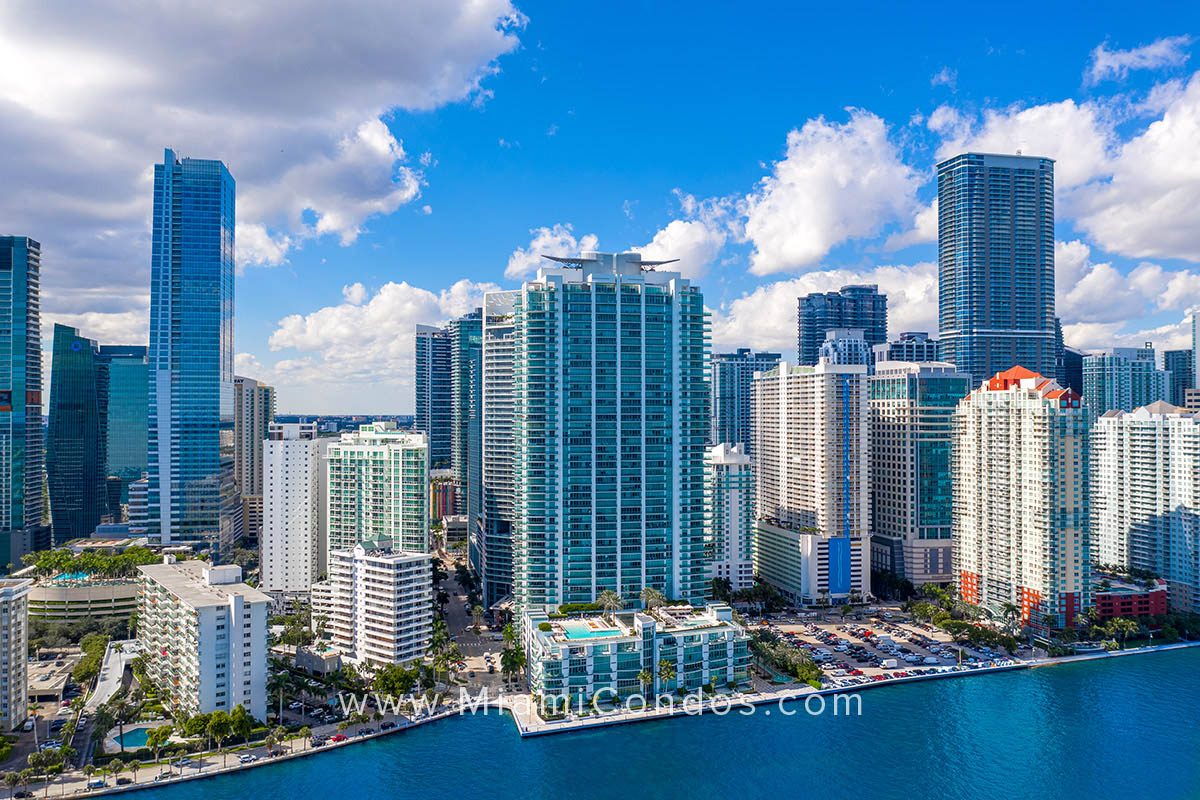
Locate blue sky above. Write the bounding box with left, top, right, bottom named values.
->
left=4, top=1, right=1200, bottom=411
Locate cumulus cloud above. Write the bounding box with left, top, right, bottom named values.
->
left=709, top=263, right=937, bottom=355
left=742, top=111, right=922, bottom=275
left=1087, top=36, right=1194, bottom=85
left=1064, top=318, right=1193, bottom=353
left=505, top=224, right=599, bottom=280
left=883, top=198, right=937, bottom=251
left=931, top=67, right=957, bottom=90
left=1070, top=73, right=1200, bottom=261
left=634, top=191, right=733, bottom=280
left=0, top=0, right=524, bottom=337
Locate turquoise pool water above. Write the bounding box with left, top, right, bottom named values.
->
left=116, top=727, right=150, bottom=749
left=131, top=648, right=1200, bottom=799
left=561, top=622, right=619, bottom=639
left=53, top=571, right=92, bottom=582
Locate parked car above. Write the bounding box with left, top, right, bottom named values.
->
left=380, top=721, right=397, bottom=731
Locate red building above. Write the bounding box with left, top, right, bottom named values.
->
left=1093, top=577, right=1168, bottom=621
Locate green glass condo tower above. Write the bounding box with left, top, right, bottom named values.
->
left=510, top=252, right=709, bottom=611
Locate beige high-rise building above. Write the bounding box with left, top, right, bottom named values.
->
left=233, top=376, right=276, bottom=545
left=0, top=579, right=30, bottom=730
left=952, top=367, right=1091, bottom=630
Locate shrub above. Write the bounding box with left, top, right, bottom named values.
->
left=537, top=622, right=552, bottom=632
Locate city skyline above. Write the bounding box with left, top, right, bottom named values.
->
left=3, top=5, right=1200, bottom=412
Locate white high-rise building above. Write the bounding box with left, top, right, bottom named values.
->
left=137, top=558, right=269, bottom=721
left=477, top=290, right=518, bottom=608
left=312, top=541, right=433, bottom=666
left=0, top=579, right=30, bottom=730
left=705, top=443, right=755, bottom=592
left=1093, top=401, right=1200, bottom=614
left=870, top=361, right=971, bottom=585
left=952, top=367, right=1090, bottom=630
left=262, top=423, right=331, bottom=593
left=326, top=423, right=429, bottom=554
left=752, top=360, right=871, bottom=604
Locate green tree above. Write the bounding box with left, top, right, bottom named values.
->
left=471, top=605, right=485, bottom=631
left=502, top=623, right=518, bottom=649
left=267, top=671, right=290, bottom=722
left=298, top=726, right=312, bottom=751
left=230, top=704, right=252, bottom=745
left=596, top=590, right=624, bottom=622
left=1107, top=617, right=1139, bottom=649
left=273, top=726, right=289, bottom=753
left=656, top=659, right=676, bottom=691
left=205, top=711, right=232, bottom=767
left=639, top=587, right=667, bottom=610
left=637, top=669, right=654, bottom=697
left=4, top=771, right=19, bottom=798
left=1000, top=601, right=1022, bottom=637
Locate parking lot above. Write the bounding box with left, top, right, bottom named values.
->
left=755, top=610, right=1021, bottom=689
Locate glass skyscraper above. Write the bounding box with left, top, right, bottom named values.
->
left=1164, top=348, right=1193, bottom=407
left=48, top=325, right=109, bottom=544
left=448, top=310, right=483, bottom=525
left=414, top=325, right=452, bottom=469
left=478, top=291, right=518, bottom=608
left=710, top=347, right=780, bottom=452
left=937, top=152, right=1058, bottom=384
left=0, top=236, right=48, bottom=562
left=1082, top=346, right=1171, bottom=415
left=98, top=345, right=148, bottom=505
left=510, top=252, right=709, bottom=611
left=797, top=285, right=887, bottom=366
left=146, top=149, right=237, bottom=555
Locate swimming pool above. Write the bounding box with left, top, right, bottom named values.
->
left=561, top=621, right=620, bottom=640
left=116, top=727, right=150, bottom=749
left=53, top=571, right=92, bottom=582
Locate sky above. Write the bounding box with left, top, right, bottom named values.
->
left=4, top=1, right=1200, bottom=413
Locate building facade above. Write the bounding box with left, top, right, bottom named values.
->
left=311, top=542, right=432, bottom=666
left=872, top=332, right=939, bottom=366
left=1164, top=349, right=1194, bottom=408
left=511, top=253, right=709, bottom=611
left=98, top=345, right=148, bottom=507
left=870, top=361, right=970, bottom=585
left=138, top=558, right=268, bottom=721
left=1082, top=346, right=1170, bottom=415
left=448, top=311, right=483, bottom=524
left=797, top=285, right=886, bottom=366
left=0, top=579, right=30, bottom=730
left=937, top=153, right=1058, bottom=385
left=1092, top=402, right=1200, bottom=614
left=233, top=376, right=276, bottom=546
left=705, top=444, right=754, bottom=592
left=326, top=423, right=429, bottom=553
left=818, top=328, right=873, bottom=369
left=414, top=325, right=452, bottom=470
left=952, top=367, right=1090, bottom=629
left=521, top=603, right=750, bottom=702
left=478, top=291, right=518, bottom=608
left=710, top=348, right=780, bottom=452
left=0, top=237, right=47, bottom=562
left=752, top=361, right=871, bottom=604
left=262, top=423, right=330, bottom=593
left=48, top=325, right=108, bottom=544
left=146, top=149, right=237, bottom=555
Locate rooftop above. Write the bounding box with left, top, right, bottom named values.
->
left=530, top=603, right=739, bottom=645
left=138, top=559, right=270, bottom=608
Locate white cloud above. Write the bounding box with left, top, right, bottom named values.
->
left=505, top=224, right=599, bottom=280
left=635, top=191, right=733, bottom=280
left=1070, top=73, right=1200, bottom=261
left=419, top=205, right=433, bottom=215
left=742, top=110, right=921, bottom=275
left=883, top=198, right=937, bottom=251
left=931, top=67, right=957, bottom=90
left=710, top=263, right=937, bottom=354
left=0, top=0, right=524, bottom=338
left=1064, top=318, right=1192, bottom=353
left=1087, top=36, right=1194, bottom=85
left=341, top=282, right=368, bottom=305
left=234, top=352, right=266, bottom=377
left=934, top=99, right=1114, bottom=189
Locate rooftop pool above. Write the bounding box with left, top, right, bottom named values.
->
left=561, top=621, right=620, bottom=639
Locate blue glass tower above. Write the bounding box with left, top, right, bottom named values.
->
left=48, top=325, right=109, bottom=544
left=0, top=236, right=47, bottom=562
left=98, top=345, right=148, bottom=504
left=146, top=149, right=236, bottom=555
left=937, top=153, right=1057, bottom=384
left=710, top=348, right=780, bottom=452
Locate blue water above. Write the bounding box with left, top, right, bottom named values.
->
left=134, top=648, right=1200, bottom=799
left=53, top=571, right=91, bottom=582
left=117, top=727, right=150, bottom=748
left=561, top=621, right=617, bottom=639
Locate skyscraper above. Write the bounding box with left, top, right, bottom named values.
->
left=262, top=422, right=330, bottom=593
left=937, top=153, right=1058, bottom=384
left=1083, top=346, right=1170, bottom=415
left=414, top=325, right=452, bottom=469
left=325, top=422, right=429, bottom=554
left=705, top=443, right=755, bottom=592
left=233, top=376, right=275, bottom=546
left=510, top=252, right=709, bottom=610
left=146, top=149, right=236, bottom=556
left=478, top=290, right=518, bottom=608
left=752, top=360, right=871, bottom=605
left=0, top=236, right=47, bottom=562
left=448, top=310, right=483, bottom=525
left=797, top=285, right=886, bottom=366
left=1093, top=402, right=1200, bottom=614
left=952, top=367, right=1089, bottom=630
left=1164, top=349, right=1194, bottom=407
left=872, top=331, right=940, bottom=366
left=98, top=345, right=148, bottom=507
left=47, top=325, right=108, bottom=543
left=818, top=328, right=873, bottom=369
left=870, top=361, right=970, bottom=585
left=710, top=348, right=780, bottom=451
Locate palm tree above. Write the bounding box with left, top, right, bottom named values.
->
left=1107, top=617, right=1139, bottom=649
left=1000, top=601, right=1021, bottom=637
left=637, top=669, right=653, bottom=699
left=597, top=590, right=623, bottom=622
left=128, top=760, right=140, bottom=785
left=656, top=659, right=676, bottom=693
left=108, top=759, right=124, bottom=788
left=267, top=672, right=290, bottom=722
left=273, top=726, right=289, bottom=753
left=82, top=765, right=95, bottom=787
left=639, top=587, right=666, bottom=611
left=4, top=771, right=19, bottom=799
left=470, top=605, right=485, bottom=631
left=298, top=726, right=312, bottom=751
left=112, top=699, right=131, bottom=753
left=502, top=623, right=518, bottom=649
